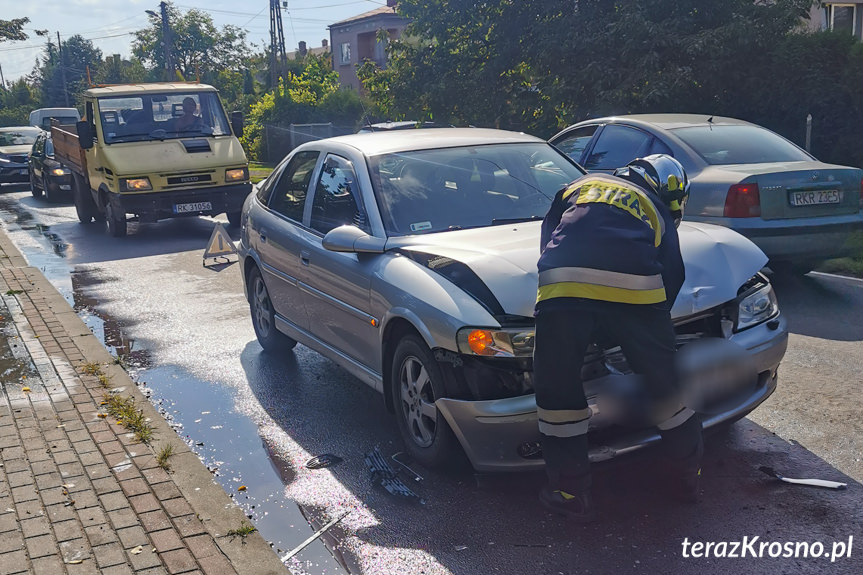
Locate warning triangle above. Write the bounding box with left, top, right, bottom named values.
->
left=203, top=223, right=238, bottom=260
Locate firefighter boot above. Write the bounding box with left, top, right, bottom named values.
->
left=539, top=471, right=596, bottom=523
left=674, top=434, right=704, bottom=504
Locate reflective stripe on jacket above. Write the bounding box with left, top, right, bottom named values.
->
left=536, top=173, right=684, bottom=309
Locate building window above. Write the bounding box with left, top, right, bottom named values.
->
left=340, top=42, right=351, bottom=65
left=828, top=4, right=856, bottom=35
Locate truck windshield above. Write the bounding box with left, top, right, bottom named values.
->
left=97, top=92, right=231, bottom=144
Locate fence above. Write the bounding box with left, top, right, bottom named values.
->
left=262, top=123, right=355, bottom=163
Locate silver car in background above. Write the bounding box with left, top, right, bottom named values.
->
left=550, top=114, right=863, bottom=274
left=238, top=128, right=788, bottom=472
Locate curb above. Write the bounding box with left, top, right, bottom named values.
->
left=0, top=226, right=289, bottom=575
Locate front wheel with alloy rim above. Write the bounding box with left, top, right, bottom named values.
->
left=391, top=335, right=459, bottom=468
left=30, top=170, right=43, bottom=199
left=248, top=266, right=297, bottom=352
left=42, top=174, right=56, bottom=203
left=105, top=201, right=127, bottom=237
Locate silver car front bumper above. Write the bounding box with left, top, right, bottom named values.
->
left=436, top=314, right=788, bottom=473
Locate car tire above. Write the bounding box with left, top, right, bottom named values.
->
left=248, top=266, right=297, bottom=352
left=226, top=211, right=242, bottom=228
left=105, top=201, right=127, bottom=237
left=390, top=335, right=459, bottom=468
left=42, top=174, right=56, bottom=203
left=73, top=175, right=99, bottom=224
left=30, top=170, right=43, bottom=199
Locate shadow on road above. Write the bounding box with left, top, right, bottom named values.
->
left=770, top=271, right=863, bottom=342
left=241, top=340, right=862, bottom=575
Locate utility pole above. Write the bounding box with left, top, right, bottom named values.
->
left=57, top=31, right=70, bottom=107
left=160, top=1, right=174, bottom=81
left=0, top=63, right=6, bottom=90
left=269, top=0, right=288, bottom=86
left=148, top=2, right=174, bottom=81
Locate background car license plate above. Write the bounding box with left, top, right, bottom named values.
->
left=174, top=201, right=212, bottom=213
left=16, top=169, right=27, bottom=175
left=789, top=190, right=842, bottom=206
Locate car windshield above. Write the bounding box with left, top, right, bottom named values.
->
left=39, top=117, right=78, bottom=130
left=671, top=125, right=812, bottom=165
left=369, top=143, right=584, bottom=236
left=97, top=92, right=231, bottom=144
left=0, top=128, right=40, bottom=146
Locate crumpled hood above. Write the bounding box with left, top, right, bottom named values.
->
left=393, top=221, right=767, bottom=320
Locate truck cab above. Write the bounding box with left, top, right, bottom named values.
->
left=56, top=83, right=250, bottom=237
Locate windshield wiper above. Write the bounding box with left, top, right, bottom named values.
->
left=491, top=215, right=543, bottom=225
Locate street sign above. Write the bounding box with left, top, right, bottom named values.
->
left=203, top=223, right=238, bottom=266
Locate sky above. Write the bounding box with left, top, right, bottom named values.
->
left=0, top=0, right=389, bottom=83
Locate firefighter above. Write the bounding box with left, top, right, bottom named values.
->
left=533, top=154, right=701, bottom=522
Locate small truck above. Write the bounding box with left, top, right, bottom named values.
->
left=52, top=83, right=251, bottom=237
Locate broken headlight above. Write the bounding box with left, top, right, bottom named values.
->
left=735, top=282, right=778, bottom=331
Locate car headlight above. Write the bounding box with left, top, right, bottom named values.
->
left=226, top=167, right=248, bottom=182
left=736, top=283, right=778, bottom=331
left=456, top=327, right=535, bottom=358
left=121, top=177, right=152, bottom=191
left=51, top=167, right=70, bottom=176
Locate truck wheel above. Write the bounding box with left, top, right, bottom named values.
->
left=248, top=266, right=297, bottom=352
left=30, top=170, right=43, bottom=199
left=73, top=175, right=100, bottom=223
left=226, top=211, right=242, bottom=228
left=390, top=335, right=459, bottom=468
left=105, top=201, right=128, bottom=237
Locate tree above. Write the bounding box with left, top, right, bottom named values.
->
left=93, top=54, right=147, bottom=85
left=1, top=17, right=29, bottom=43
left=360, top=0, right=813, bottom=137
left=34, top=35, right=103, bottom=107
left=132, top=3, right=251, bottom=82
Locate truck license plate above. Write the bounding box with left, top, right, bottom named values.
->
left=789, top=190, right=842, bottom=206
left=173, top=201, right=212, bottom=214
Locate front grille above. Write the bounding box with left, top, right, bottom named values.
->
left=167, top=174, right=212, bottom=185
left=9, top=155, right=27, bottom=164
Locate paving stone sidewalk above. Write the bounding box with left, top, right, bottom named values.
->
left=0, top=230, right=288, bottom=575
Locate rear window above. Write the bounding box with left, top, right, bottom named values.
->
left=671, top=125, right=811, bottom=165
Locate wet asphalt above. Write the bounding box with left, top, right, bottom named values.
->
left=0, top=185, right=861, bottom=575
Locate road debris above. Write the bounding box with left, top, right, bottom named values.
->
left=759, top=466, right=847, bottom=489
left=391, top=452, right=423, bottom=482
left=281, top=510, right=351, bottom=563
left=365, top=447, right=425, bottom=503
left=306, top=454, right=343, bottom=469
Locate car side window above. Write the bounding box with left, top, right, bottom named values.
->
left=649, top=137, right=673, bottom=156
left=265, top=151, right=319, bottom=221
left=310, top=155, right=368, bottom=235
left=583, top=125, right=652, bottom=171
left=33, top=135, right=44, bottom=156
left=553, top=125, right=597, bottom=163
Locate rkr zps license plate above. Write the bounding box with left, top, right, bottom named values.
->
left=173, top=201, right=212, bottom=214
left=789, top=190, right=842, bottom=206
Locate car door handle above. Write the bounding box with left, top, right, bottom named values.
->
left=259, top=228, right=267, bottom=243
left=300, top=250, right=310, bottom=266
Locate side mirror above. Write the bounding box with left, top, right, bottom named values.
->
left=231, top=111, right=244, bottom=138
left=76, top=121, right=94, bottom=150
left=322, top=225, right=385, bottom=254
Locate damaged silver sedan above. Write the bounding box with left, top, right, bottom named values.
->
left=238, top=128, right=788, bottom=472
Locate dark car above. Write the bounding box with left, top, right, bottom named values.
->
left=0, top=126, right=40, bottom=185
left=28, top=130, right=72, bottom=202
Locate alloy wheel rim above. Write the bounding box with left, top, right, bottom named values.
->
left=398, top=355, right=437, bottom=448
left=253, top=276, right=271, bottom=336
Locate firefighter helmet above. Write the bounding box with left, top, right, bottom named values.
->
left=614, top=154, right=690, bottom=224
